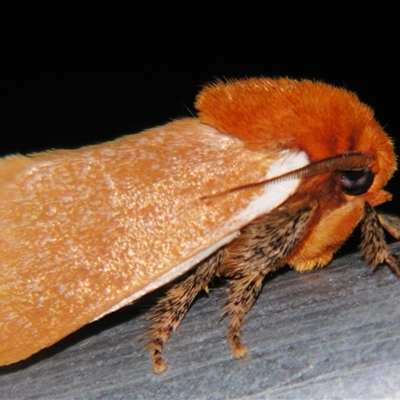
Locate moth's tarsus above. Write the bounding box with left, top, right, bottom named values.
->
left=385, top=254, right=400, bottom=277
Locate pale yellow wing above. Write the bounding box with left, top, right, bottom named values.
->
left=0, top=118, right=307, bottom=365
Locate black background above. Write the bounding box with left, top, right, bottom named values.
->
left=2, top=2, right=399, bottom=213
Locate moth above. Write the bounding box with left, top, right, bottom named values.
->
left=0, top=78, right=399, bottom=374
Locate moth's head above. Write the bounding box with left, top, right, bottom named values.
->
left=196, top=77, right=397, bottom=207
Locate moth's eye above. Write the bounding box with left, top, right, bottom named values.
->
left=340, top=167, right=375, bottom=196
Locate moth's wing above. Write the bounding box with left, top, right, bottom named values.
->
left=0, top=118, right=308, bottom=365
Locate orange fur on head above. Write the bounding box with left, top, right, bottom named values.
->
left=196, top=78, right=396, bottom=195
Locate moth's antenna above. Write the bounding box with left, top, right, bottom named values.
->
left=202, top=152, right=374, bottom=199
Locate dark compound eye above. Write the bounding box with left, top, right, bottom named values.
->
left=340, top=167, right=375, bottom=196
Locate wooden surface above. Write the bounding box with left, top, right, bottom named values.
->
left=1, top=242, right=400, bottom=399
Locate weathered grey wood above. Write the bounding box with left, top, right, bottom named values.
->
left=1, top=243, right=400, bottom=399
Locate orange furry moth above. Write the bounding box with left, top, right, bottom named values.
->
left=0, top=78, right=399, bottom=374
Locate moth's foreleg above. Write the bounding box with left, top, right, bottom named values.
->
left=221, top=202, right=317, bottom=359
left=147, top=248, right=225, bottom=374
left=360, top=203, right=400, bottom=276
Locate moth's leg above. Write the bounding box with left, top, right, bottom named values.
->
left=221, top=202, right=317, bottom=359
left=223, top=273, right=264, bottom=358
left=147, top=248, right=226, bottom=374
left=360, top=203, right=400, bottom=276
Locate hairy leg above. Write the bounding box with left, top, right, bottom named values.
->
left=360, top=202, right=400, bottom=276
left=147, top=249, right=225, bottom=373
left=221, top=202, right=317, bottom=358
